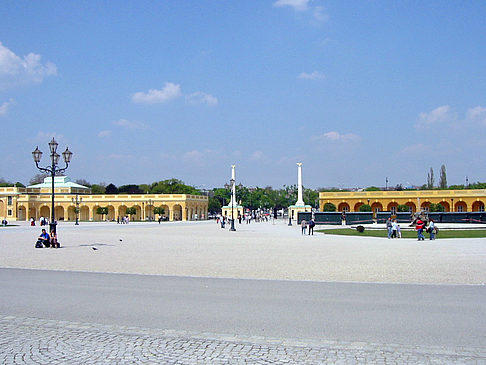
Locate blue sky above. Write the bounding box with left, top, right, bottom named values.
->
left=1, top=1, right=486, bottom=189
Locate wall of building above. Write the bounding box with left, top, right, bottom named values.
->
left=0, top=187, right=208, bottom=222
left=319, top=189, right=486, bottom=214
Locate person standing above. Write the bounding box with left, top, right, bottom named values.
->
left=416, top=217, right=425, bottom=241
left=386, top=217, right=392, bottom=239
left=308, top=218, right=315, bottom=235
left=427, top=219, right=436, bottom=240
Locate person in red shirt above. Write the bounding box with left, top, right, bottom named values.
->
left=416, top=218, right=425, bottom=241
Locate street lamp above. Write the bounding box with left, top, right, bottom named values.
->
left=230, top=178, right=236, bottom=231
left=72, top=195, right=82, bottom=225
left=32, top=137, right=72, bottom=234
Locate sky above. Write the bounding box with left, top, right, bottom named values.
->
left=1, top=1, right=486, bottom=189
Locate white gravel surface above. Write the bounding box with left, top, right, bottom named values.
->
left=1, top=220, right=485, bottom=284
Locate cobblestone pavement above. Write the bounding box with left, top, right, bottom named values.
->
left=1, top=315, right=485, bottom=364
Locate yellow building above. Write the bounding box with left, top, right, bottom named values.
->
left=0, top=176, right=208, bottom=222
left=319, top=189, right=486, bottom=215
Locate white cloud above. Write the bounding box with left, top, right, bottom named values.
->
left=98, top=130, right=112, bottom=138
left=466, top=106, right=486, bottom=125
left=299, top=71, right=326, bottom=80
left=0, top=42, right=57, bottom=89
left=0, top=98, right=14, bottom=116
left=312, top=6, right=329, bottom=22
left=273, top=0, right=309, bottom=11
left=131, top=82, right=181, bottom=104
left=33, top=132, right=66, bottom=144
left=417, top=105, right=455, bottom=126
left=401, top=143, right=430, bottom=155
left=312, top=131, right=361, bottom=142
left=251, top=151, right=264, bottom=161
left=112, top=119, right=147, bottom=130
left=273, top=0, right=328, bottom=22
left=186, top=91, right=218, bottom=106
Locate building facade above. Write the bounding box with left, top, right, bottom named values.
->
left=0, top=177, right=208, bottom=222
left=319, top=189, right=486, bottom=215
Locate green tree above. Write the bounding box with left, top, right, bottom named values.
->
left=208, top=197, right=222, bottom=214
left=323, top=202, right=337, bottom=212
left=303, top=188, right=319, bottom=207
left=118, top=184, right=143, bottom=194
left=397, top=204, right=410, bottom=212
left=91, top=184, right=106, bottom=194
left=359, top=204, right=372, bottom=212
left=429, top=203, right=445, bottom=212
left=212, top=188, right=231, bottom=207
left=150, top=179, right=200, bottom=195
left=153, top=206, right=165, bottom=216
left=96, top=206, right=109, bottom=220
left=105, top=183, right=118, bottom=194
left=439, top=165, right=447, bottom=189
left=126, top=207, right=137, bottom=219
left=364, top=186, right=381, bottom=191
left=427, top=167, right=435, bottom=189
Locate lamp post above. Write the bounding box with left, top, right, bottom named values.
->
left=230, top=178, right=236, bottom=231
left=32, top=137, right=72, bottom=234
left=72, top=194, right=82, bottom=225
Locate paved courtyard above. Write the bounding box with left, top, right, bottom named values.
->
left=1, top=220, right=485, bottom=364
left=1, top=219, right=485, bottom=284
left=2, top=315, right=484, bottom=365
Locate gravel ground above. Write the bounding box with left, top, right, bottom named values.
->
left=1, top=220, right=485, bottom=284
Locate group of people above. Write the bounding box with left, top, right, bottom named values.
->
left=386, top=218, right=402, bottom=238
left=415, top=217, right=437, bottom=240
left=300, top=219, right=316, bottom=235
left=117, top=216, right=130, bottom=224
left=35, top=228, right=60, bottom=248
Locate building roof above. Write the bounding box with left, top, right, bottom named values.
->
left=27, top=176, right=90, bottom=190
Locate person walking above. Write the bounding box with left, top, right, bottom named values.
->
left=301, top=219, right=307, bottom=235
left=416, top=217, right=425, bottom=241
left=391, top=219, right=398, bottom=238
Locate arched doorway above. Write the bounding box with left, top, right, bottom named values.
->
left=132, top=205, right=142, bottom=220
left=338, top=203, right=350, bottom=212
left=472, top=201, right=485, bottom=212
left=455, top=201, right=467, bottom=212
left=107, top=205, right=115, bottom=221
left=40, top=206, right=50, bottom=219
left=80, top=206, right=89, bottom=221
left=387, top=202, right=398, bottom=215
left=93, top=205, right=102, bottom=221
left=173, top=204, right=182, bottom=221
left=421, top=202, right=431, bottom=211
left=55, top=206, right=64, bottom=221
left=157, top=205, right=169, bottom=220
left=405, top=202, right=416, bottom=213
left=68, top=206, right=76, bottom=221
left=438, top=201, right=450, bottom=212
left=354, top=202, right=363, bottom=212
left=118, top=205, right=127, bottom=219
left=18, top=206, right=27, bottom=221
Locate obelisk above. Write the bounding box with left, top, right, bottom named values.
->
left=296, top=162, right=305, bottom=206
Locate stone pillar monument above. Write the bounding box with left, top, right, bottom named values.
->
left=296, top=162, right=305, bottom=206
left=288, top=162, right=312, bottom=222
left=222, top=164, right=244, bottom=220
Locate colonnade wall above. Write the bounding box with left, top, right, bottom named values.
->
left=319, top=189, right=486, bottom=214
left=0, top=188, right=208, bottom=222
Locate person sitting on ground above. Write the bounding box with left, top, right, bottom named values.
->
left=37, top=229, right=50, bottom=248
left=50, top=230, right=60, bottom=248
